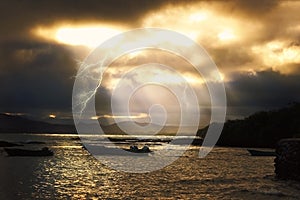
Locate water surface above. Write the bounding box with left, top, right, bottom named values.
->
left=0, top=133, right=299, bottom=199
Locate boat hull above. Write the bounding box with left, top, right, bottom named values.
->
left=247, top=149, right=276, bottom=156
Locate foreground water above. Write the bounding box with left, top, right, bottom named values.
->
left=0, top=134, right=299, bottom=199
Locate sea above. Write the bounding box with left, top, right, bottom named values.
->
left=0, top=133, right=299, bottom=200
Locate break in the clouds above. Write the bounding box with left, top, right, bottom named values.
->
left=0, top=0, right=174, bottom=40
left=0, top=0, right=300, bottom=123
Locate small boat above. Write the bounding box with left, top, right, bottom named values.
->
left=4, top=147, right=54, bottom=157
left=247, top=149, right=276, bottom=156
left=127, top=146, right=152, bottom=153
left=83, top=145, right=152, bottom=156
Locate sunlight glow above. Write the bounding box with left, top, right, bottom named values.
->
left=103, top=72, right=204, bottom=91
left=4, top=112, right=25, bottom=116
left=33, top=24, right=197, bottom=49
left=33, top=5, right=245, bottom=50
left=183, top=73, right=205, bottom=84
left=152, top=72, right=182, bottom=84
left=102, top=66, right=206, bottom=91
left=252, top=40, right=300, bottom=73
left=189, top=12, right=207, bottom=22
left=49, top=114, right=56, bottom=119
left=141, top=5, right=246, bottom=47
left=218, top=30, right=235, bottom=41
left=33, top=24, right=123, bottom=48
left=90, top=113, right=148, bottom=120
left=56, top=27, right=122, bottom=48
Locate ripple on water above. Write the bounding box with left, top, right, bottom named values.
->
left=0, top=135, right=300, bottom=199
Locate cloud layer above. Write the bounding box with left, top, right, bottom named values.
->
left=0, top=0, right=300, bottom=122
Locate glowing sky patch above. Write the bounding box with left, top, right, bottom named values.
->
left=90, top=113, right=148, bottom=120
left=56, top=26, right=122, bottom=48
left=103, top=66, right=206, bottom=92
left=4, top=112, right=25, bottom=116
left=252, top=40, right=300, bottom=73
left=49, top=114, right=56, bottom=119
left=189, top=12, right=208, bottom=22
left=33, top=24, right=124, bottom=48
left=218, top=30, right=236, bottom=41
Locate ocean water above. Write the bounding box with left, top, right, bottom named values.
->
left=0, top=133, right=299, bottom=199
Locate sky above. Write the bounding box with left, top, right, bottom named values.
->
left=0, top=0, right=300, bottom=125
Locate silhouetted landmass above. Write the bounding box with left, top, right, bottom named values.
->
left=0, top=114, right=129, bottom=134
left=0, top=114, right=192, bottom=135
left=197, top=102, right=300, bottom=148
left=0, top=114, right=76, bottom=133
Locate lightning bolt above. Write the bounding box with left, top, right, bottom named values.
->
left=73, top=54, right=109, bottom=117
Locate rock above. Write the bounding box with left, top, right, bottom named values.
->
left=274, top=138, right=300, bottom=181
left=0, top=141, right=23, bottom=147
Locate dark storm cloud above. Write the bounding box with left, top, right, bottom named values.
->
left=95, top=86, right=113, bottom=114
left=0, top=41, right=76, bottom=113
left=226, top=70, right=300, bottom=107
left=229, top=0, right=279, bottom=16
left=206, top=0, right=279, bottom=20
left=0, top=39, right=113, bottom=115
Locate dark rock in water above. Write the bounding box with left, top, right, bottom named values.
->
left=0, top=141, right=23, bottom=147
left=275, top=139, right=300, bottom=181
left=21, top=140, right=46, bottom=144
left=4, top=147, right=53, bottom=157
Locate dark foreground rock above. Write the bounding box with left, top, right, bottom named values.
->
left=0, top=141, right=23, bottom=147
left=275, top=139, right=300, bottom=181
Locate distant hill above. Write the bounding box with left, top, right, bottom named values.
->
left=197, top=102, right=300, bottom=148
left=0, top=114, right=76, bottom=133
left=101, top=121, right=195, bottom=135
left=0, top=114, right=196, bottom=135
